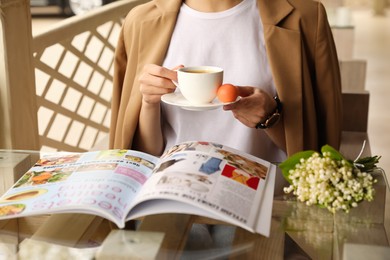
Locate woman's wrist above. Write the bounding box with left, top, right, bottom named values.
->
left=142, top=98, right=161, bottom=109
left=256, top=96, right=282, bottom=129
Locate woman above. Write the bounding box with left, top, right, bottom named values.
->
left=109, top=0, right=342, bottom=250
left=110, top=0, right=342, bottom=181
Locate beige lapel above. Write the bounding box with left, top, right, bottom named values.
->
left=122, top=0, right=181, bottom=148
left=127, top=0, right=181, bottom=106
left=137, top=0, right=182, bottom=68
left=258, top=0, right=303, bottom=153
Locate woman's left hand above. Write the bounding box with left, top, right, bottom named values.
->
left=223, top=87, right=277, bottom=128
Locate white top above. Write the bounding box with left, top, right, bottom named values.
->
left=162, top=0, right=286, bottom=164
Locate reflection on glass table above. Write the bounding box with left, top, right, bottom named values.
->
left=0, top=150, right=389, bottom=259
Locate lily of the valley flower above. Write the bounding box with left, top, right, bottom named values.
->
left=279, top=145, right=380, bottom=213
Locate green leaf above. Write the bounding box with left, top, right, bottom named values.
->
left=354, top=155, right=381, bottom=172
left=279, top=150, right=316, bottom=184
left=322, top=145, right=355, bottom=168
left=321, top=145, right=344, bottom=161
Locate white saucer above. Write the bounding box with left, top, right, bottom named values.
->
left=161, top=93, right=238, bottom=111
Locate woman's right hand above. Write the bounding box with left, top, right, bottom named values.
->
left=139, top=64, right=182, bottom=105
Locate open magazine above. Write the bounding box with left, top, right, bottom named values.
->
left=0, top=141, right=276, bottom=237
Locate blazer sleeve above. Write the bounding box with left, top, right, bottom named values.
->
left=109, top=22, right=127, bottom=149
left=314, top=3, right=343, bottom=149
left=109, top=3, right=178, bottom=149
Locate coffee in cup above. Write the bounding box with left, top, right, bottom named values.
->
left=175, top=66, right=223, bottom=105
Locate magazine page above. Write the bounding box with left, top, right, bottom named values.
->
left=127, top=141, right=275, bottom=232
left=0, top=150, right=159, bottom=227
left=253, top=164, right=275, bottom=236
left=127, top=169, right=275, bottom=236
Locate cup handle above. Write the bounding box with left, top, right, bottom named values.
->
left=171, top=65, right=184, bottom=89
left=171, top=80, right=180, bottom=89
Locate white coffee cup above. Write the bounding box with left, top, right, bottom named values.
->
left=175, top=66, right=223, bottom=105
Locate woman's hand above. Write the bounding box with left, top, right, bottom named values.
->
left=139, top=64, right=183, bottom=104
left=135, top=64, right=183, bottom=155
left=223, top=87, right=277, bottom=128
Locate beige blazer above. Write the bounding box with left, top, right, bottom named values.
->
left=109, top=0, right=342, bottom=157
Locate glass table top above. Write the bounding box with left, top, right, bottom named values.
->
left=0, top=149, right=389, bottom=259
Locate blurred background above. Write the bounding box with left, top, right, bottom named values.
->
left=31, top=0, right=116, bottom=16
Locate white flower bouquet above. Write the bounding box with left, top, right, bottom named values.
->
left=279, top=145, right=381, bottom=213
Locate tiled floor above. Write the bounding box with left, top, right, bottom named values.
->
left=352, top=8, right=390, bottom=178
